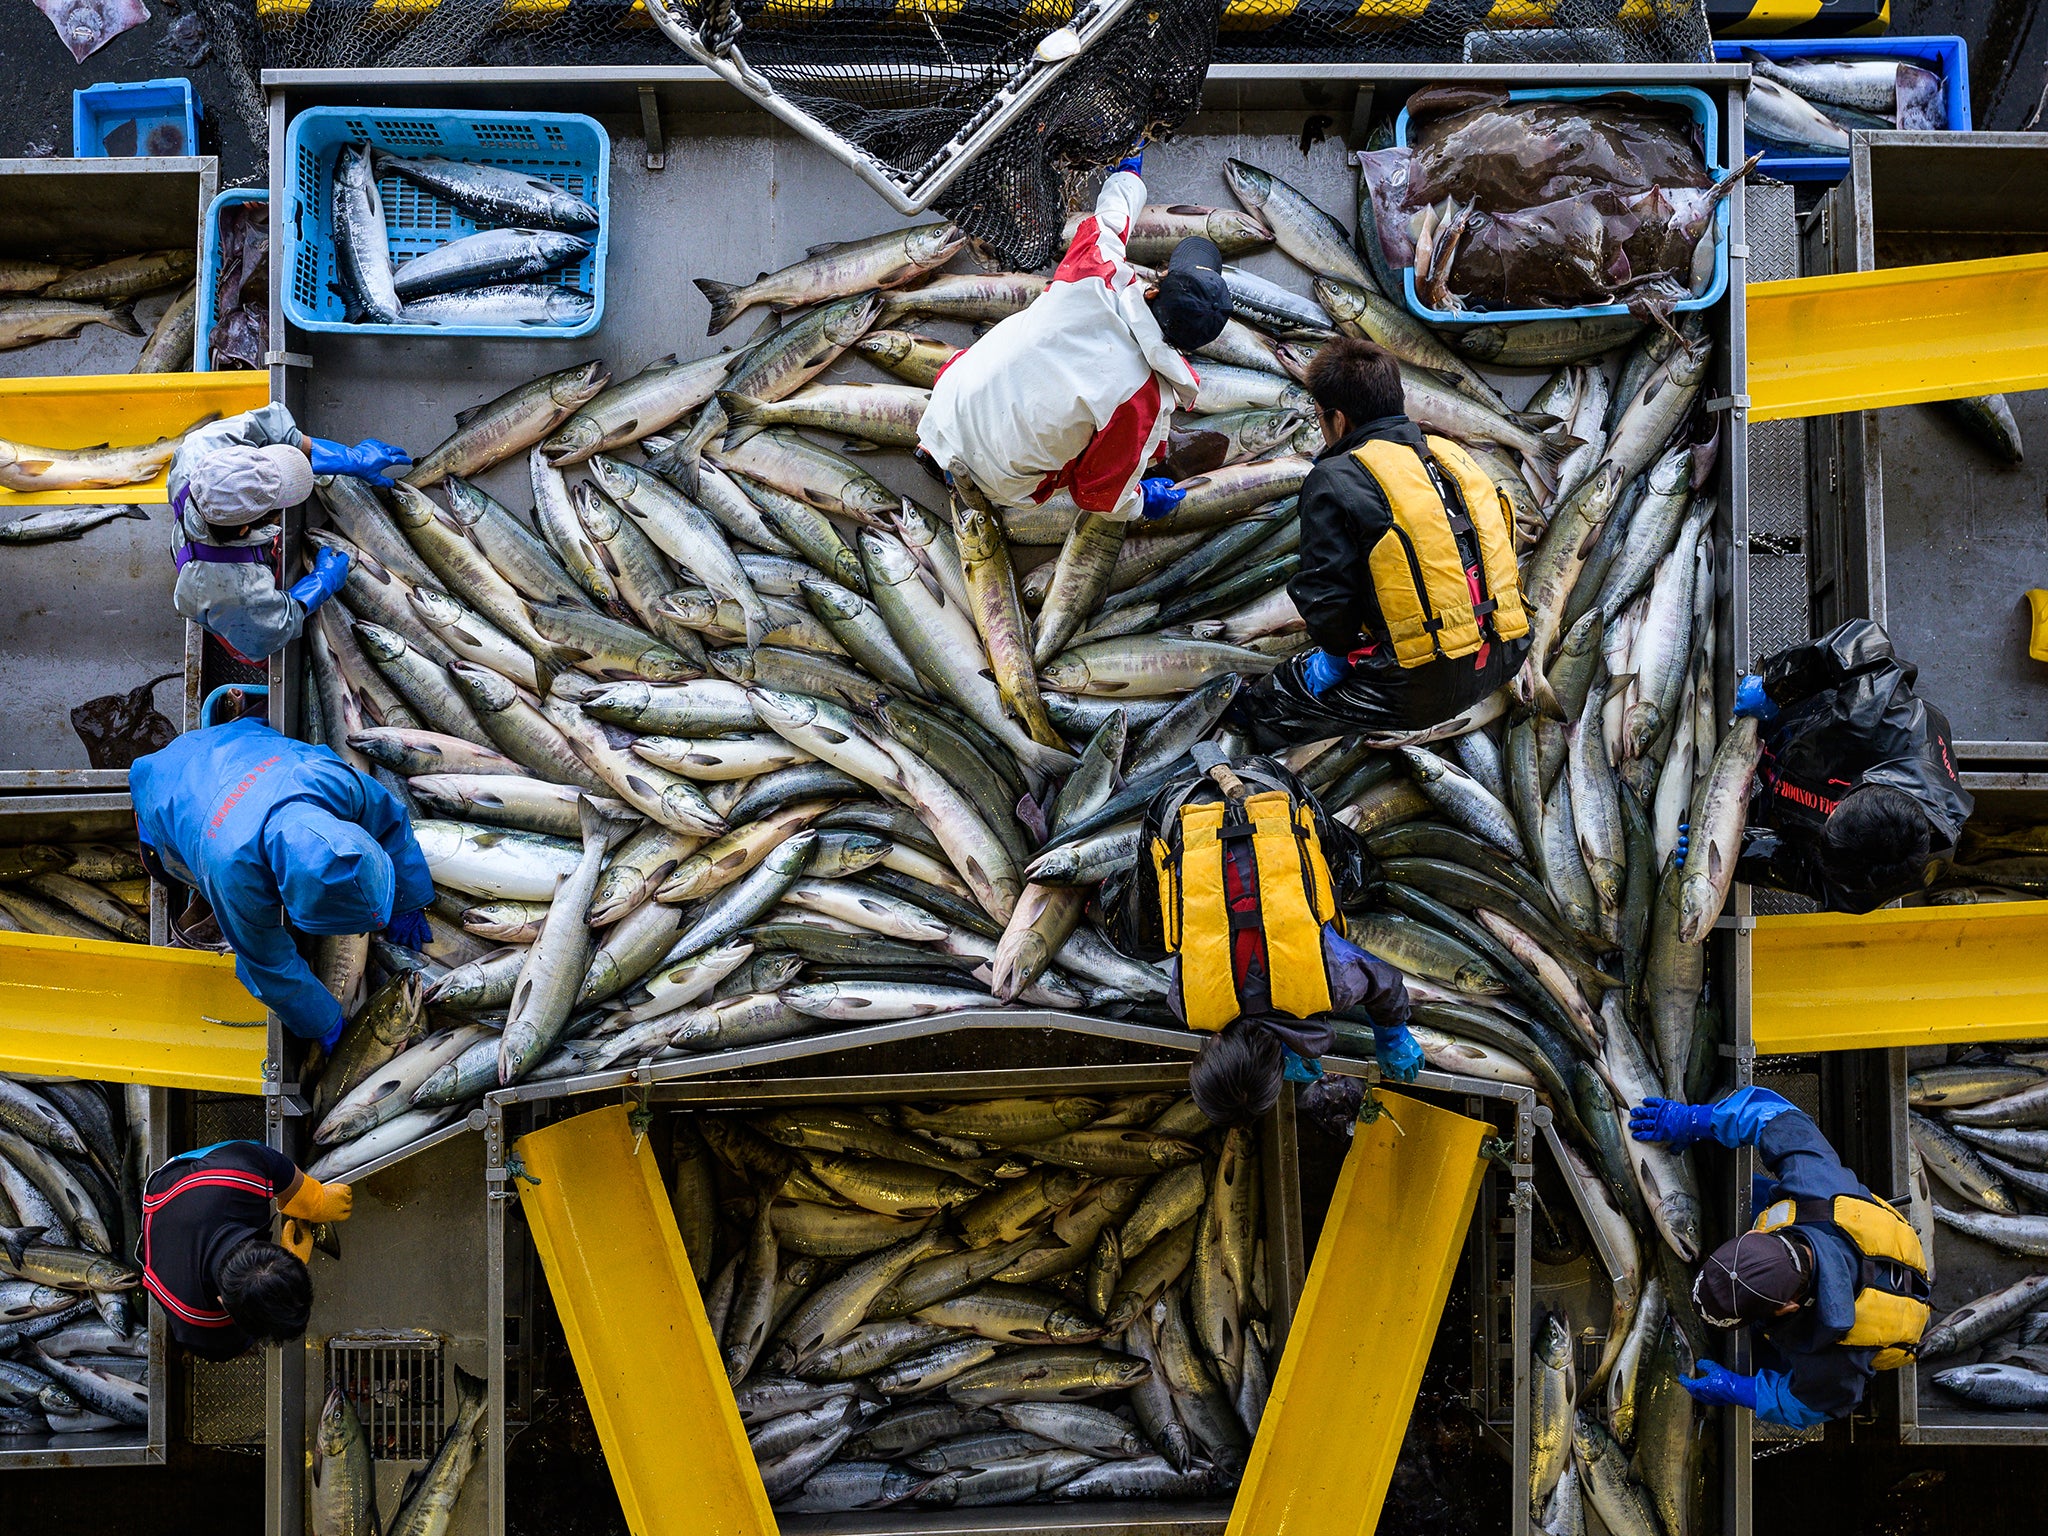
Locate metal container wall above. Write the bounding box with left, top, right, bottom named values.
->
left=486, top=1054, right=1308, bottom=1536
left=0, top=157, right=216, bottom=790
left=1806, top=133, right=2048, bottom=777
left=256, top=61, right=1751, bottom=1536
left=1886, top=1043, right=2048, bottom=1444
left=0, top=795, right=167, bottom=1469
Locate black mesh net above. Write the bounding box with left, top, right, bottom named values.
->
left=206, top=0, right=1708, bottom=269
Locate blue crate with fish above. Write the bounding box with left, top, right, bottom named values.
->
left=72, top=78, right=201, bottom=158
left=1714, top=37, right=1970, bottom=183
left=195, top=187, right=266, bottom=371
left=283, top=106, right=609, bottom=340
left=1380, top=85, right=1730, bottom=326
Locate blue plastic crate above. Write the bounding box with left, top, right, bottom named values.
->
left=283, top=106, right=609, bottom=340
left=196, top=188, right=267, bottom=372
left=73, top=78, right=200, bottom=159
left=1393, top=86, right=1729, bottom=327
left=1714, top=37, right=1970, bottom=183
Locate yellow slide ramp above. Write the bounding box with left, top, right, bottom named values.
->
left=0, top=931, right=266, bottom=1092
left=0, top=371, right=269, bottom=506
left=1228, top=1090, right=1489, bottom=1536
left=514, top=1104, right=775, bottom=1536
left=1754, top=902, right=2048, bottom=1052
left=1747, top=249, right=2048, bottom=422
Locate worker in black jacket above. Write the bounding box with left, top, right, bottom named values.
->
left=1238, top=338, right=1531, bottom=749
left=141, top=1140, right=352, bottom=1361
left=1729, top=619, right=1971, bottom=912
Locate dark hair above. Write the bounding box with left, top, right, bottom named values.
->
left=1820, top=784, right=1931, bottom=897
left=1189, top=1021, right=1284, bottom=1127
left=1304, top=338, right=1404, bottom=430
left=218, top=1240, right=312, bottom=1344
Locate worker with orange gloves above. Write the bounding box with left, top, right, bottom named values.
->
left=141, top=1140, right=352, bottom=1361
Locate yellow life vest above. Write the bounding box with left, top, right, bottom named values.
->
left=1149, top=761, right=1342, bottom=1033
left=1350, top=434, right=1530, bottom=670
left=1753, top=1193, right=1932, bottom=1369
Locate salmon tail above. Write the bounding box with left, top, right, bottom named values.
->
left=715, top=391, right=770, bottom=450
left=109, top=302, right=144, bottom=337
left=693, top=276, right=746, bottom=336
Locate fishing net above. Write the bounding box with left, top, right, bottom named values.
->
left=203, top=0, right=1709, bottom=269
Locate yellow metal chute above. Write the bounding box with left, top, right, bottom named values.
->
left=0, top=931, right=265, bottom=1092
left=1746, top=250, right=2048, bottom=423
left=1227, top=1089, right=1490, bottom=1536
left=1753, top=903, right=2048, bottom=1052
left=514, top=1104, right=776, bottom=1536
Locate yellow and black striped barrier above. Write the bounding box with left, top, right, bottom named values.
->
left=1708, top=0, right=1887, bottom=37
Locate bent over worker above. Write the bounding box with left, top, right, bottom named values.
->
left=129, top=716, right=434, bottom=1049
left=142, top=1140, right=351, bottom=1360
left=168, top=402, right=409, bottom=661
left=1237, top=338, right=1532, bottom=749
left=916, top=145, right=1233, bottom=526
left=1729, top=619, right=1970, bottom=913
left=1631, top=1086, right=1930, bottom=1426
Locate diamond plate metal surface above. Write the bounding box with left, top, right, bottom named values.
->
left=187, top=1093, right=268, bottom=1449
left=1745, top=180, right=1811, bottom=672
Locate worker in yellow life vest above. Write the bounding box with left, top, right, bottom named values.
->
left=1237, top=337, right=1531, bottom=749
left=1632, top=1086, right=1930, bottom=1426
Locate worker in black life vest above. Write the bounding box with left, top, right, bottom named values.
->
left=1631, top=1086, right=1929, bottom=1426
left=141, top=1140, right=353, bottom=1360
left=1725, top=620, right=1970, bottom=912
left=1238, top=338, right=1532, bottom=749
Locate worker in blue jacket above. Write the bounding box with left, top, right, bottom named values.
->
left=129, top=717, right=436, bottom=1049
left=1631, top=1086, right=1931, bottom=1427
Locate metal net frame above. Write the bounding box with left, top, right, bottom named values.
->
left=207, top=0, right=1709, bottom=268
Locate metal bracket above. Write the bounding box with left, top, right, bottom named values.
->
left=1706, top=394, right=1752, bottom=412
left=264, top=350, right=313, bottom=369
left=1730, top=242, right=1750, bottom=260
left=638, top=85, right=665, bottom=172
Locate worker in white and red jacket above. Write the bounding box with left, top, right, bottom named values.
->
left=917, top=145, right=1234, bottom=524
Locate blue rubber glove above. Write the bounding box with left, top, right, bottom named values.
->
left=383, top=909, right=431, bottom=951
left=1373, top=1023, right=1425, bottom=1084
left=288, top=547, right=351, bottom=615
left=308, top=436, right=411, bottom=488
left=1681, top=1361, right=1759, bottom=1411
left=1115, top=143, right=1145, bottom=175
left=1303, top=649, right=1352, bottom=697
left=1676, top=820, right=1689, bottom=863
left=315, top=1013, right=347, bottom=1055
left=1732, top=673, right=1777, bottom=723
left=1630, top=1095, right=1715, bottom=1151
left=1138, top=477, right=1184, bottom=520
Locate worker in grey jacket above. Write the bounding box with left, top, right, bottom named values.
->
left=168, top=403, right=409, bottom=661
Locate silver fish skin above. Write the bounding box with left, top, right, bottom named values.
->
left=1920, top=1273, right=2048, bottom=1359
left=333, top=143, right=400, bottom=324
left=406, top=361, right=609, bottom=487
left=1571, top=1412, right=1661, bottom=1536
left=374, top=152, right=600, bottom=232
left=0, top=504, right=148, bottom=545
left=695, top=224, right=964, bottom=334
left=1401, top=746, right=1524, bottom=859
left=588, top=454, right=768, bottom=646
left=1911, top=1112, right=2019, bottom=1213
left=0, top=425, right=193, bottom=494
left=1933, top=1362, right=2048, bottom=1409
left=1676, top=716, right=1760, bottom=944
left=0, top=297, right=144, bottom=351
left=1223, top=159, right=1373, bottom=289
left=1744, top=76, right=1853, bottom=152
left=1532, top=1312, right=1574, bottom=1508
left=399, top=284, right=594, bottom=330
left=1937, top=395, right=2024, bottom=464
left=1935, top=1205, right=2048, bottom=1257
left=392, top=228, right=591, bottom=301
left=543, top=353, right=736, bottom=466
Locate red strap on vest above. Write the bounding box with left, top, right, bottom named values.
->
left=141, top=1168, right=276, bottom=1329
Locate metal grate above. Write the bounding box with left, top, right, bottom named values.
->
left=327, top=1330, right=446, bottom=1462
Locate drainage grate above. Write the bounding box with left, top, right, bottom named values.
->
left=327, top=1330, right=445, bottom=1462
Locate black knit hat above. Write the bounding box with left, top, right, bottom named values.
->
left=1695, top=1230, right=1812, bottom=1327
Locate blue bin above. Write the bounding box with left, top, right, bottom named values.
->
left=283, top=106, right=610, bottom=341
left=196, top=188, right=268, bottom=372
left=1393, top=86, right=1730, bottom=327
left=1714, top=37, right=1971, bottom=183
left=73, top=78, right=201, bottom=159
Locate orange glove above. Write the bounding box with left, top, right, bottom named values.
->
left=279, top=1175, right=353, bottom=1224
left=280, top=1218, right=314, bottom=1264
